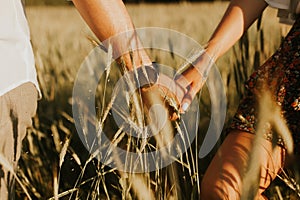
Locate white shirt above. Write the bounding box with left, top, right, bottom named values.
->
left=265, top=0, right=299, bottom=24
left=265, top=0, right=290, bottom=9
left=0, top=0, right=40, bottom=97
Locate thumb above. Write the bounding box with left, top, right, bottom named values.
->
left=180, top=86, right=198, bottom=113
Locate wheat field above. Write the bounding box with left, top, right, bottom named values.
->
left=13, top=3, right=299, bottom=199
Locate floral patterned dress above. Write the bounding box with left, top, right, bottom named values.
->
left=228, top=15, right=300, bottom=155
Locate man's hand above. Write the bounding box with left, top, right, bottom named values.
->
left=140, top=70, right=186, bottom=121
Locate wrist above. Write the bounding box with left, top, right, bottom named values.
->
left=204, top=41, right=221, bottom=61
left=132, top=63, right=159, bottom=88
left=191, top=46, right=217, bottom=80
left=116, top=50, right=152, bottom=71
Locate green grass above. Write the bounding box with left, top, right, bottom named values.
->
left=14, top=3, right=299, bottom=199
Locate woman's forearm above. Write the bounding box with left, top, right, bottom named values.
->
left=205, top=0, right=268, bottom=60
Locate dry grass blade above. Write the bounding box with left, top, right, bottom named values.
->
left=59, top=137, right=70, bottom=168
left=242, top=90, right=294, bottom=199
left=68, top=147, right=82, bottom=166
left=131, top=174, right=155, bottom=200
left=0, top=154, right=32, bottom=200
left=275, top=186, right=284, bottom=200
left=51, top=124, right=62, bottom=153
left=277, top=169, right=300, bottom=198
left=53, top=162, right=59, bottom=200
left=99, top=43, right=113, bottom=122
left=260, top=90, right=293, bottom=154
left=48, top=188, right=79, bottom=200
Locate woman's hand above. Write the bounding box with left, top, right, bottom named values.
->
left=176, top=51, right=214, bottom=112
left=176, top=0, right=268, bottom=113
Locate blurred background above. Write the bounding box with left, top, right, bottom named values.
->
left=25, top=0, right=229, bottom=5
left=15, top=1, right=299, bottom=199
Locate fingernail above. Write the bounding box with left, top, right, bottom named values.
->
left=182, top=103, right=189, bottom=112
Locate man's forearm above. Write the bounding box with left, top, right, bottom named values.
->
left=72, top=0, right=134, bottom=41
left=72, top=0, right=151, bottom=69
